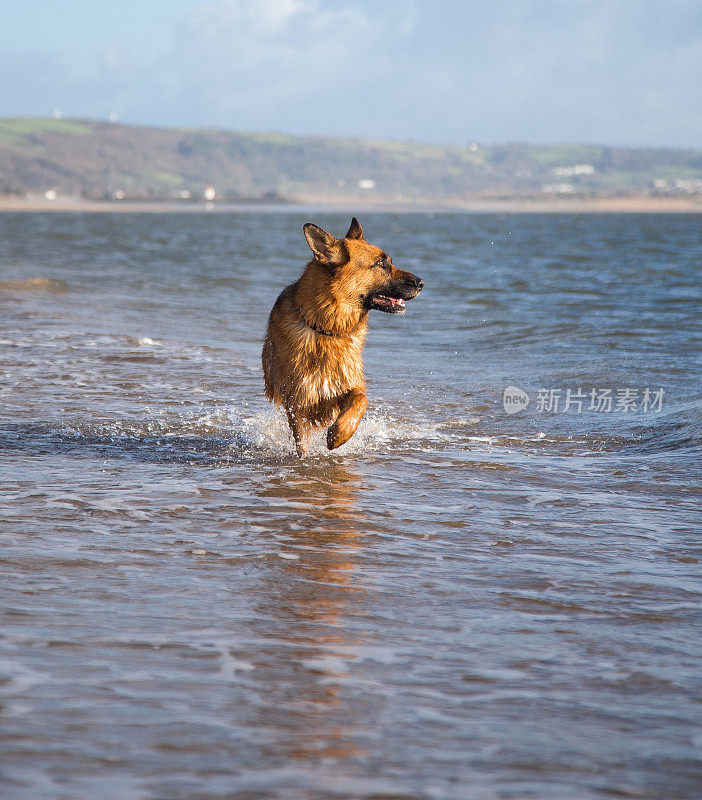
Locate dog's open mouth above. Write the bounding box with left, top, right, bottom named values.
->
left=369, top=295, right=406, bottom=314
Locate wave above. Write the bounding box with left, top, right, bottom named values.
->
left=0, top=276, right=68, bottom=293
left=2, top=395, right=698, bottom=466
left=0, top=407, right=447, bottom=465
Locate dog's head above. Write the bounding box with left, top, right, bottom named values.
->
left=303, top=218, right=424, bottom=314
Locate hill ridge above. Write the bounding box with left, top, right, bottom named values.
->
left=0, top=117, right=700, bottom=203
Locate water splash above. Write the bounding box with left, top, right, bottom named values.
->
left=40, top=405, right=450, bottom=464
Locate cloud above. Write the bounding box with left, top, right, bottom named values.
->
left=381, top=0, right=702, bottom=147
left=156, top=0, right=701, bottom=146
left=164, top=0, right=399, bottom=128
left=100, top=41, right=137, bottom=77
left=0, top=0, right=699, bottom=146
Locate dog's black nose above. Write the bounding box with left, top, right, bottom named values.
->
left=415, top=277, right=424, bottom=290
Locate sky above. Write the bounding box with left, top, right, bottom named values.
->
left=1, top=0, right=700, bottom=147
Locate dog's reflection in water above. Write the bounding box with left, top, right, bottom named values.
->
left=253, top=463, right=371, bottom=762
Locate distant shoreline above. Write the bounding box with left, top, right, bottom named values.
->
left=0, top=195, right=700, bottom=214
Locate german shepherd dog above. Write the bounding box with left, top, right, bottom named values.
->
left=262, top=218, right=424, bottom=457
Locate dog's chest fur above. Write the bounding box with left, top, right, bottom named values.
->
left=294, top=322, right=366, bottom=402
left=261, top=282, right=367, bottom=415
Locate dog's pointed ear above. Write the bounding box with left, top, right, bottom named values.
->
left=345, top=217, right=364, bottom=240
left=303, top=223, right=348, bottom=268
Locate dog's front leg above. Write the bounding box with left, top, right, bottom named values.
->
left=327, top=389, right=368, bottom=450
left=286, top=409, right=310, bottom=458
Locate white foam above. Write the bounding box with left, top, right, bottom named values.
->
left=0, top=659, right=48, bottom=696
left=235, top=407, right=448, bottom=458
left=54, top=402, right=449, bottom=463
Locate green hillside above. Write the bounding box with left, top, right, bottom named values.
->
left=0, top=117, right=700, bottom=203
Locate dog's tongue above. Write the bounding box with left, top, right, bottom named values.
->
left=374, top=296, right=405, bottom=311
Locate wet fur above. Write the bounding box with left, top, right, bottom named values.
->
left=262, top=218, right=423, bottom=456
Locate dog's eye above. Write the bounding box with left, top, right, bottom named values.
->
left=374, top=259, right=387, bottom=269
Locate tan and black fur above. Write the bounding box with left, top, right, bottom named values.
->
left=262, top=218, right=424, bottom=456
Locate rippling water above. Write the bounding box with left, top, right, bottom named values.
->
left=1, top=211, right=700, bottom=799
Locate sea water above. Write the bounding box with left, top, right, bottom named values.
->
left=0, top=210, right=700, bottom=799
